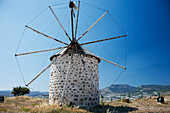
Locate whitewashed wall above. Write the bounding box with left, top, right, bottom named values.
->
left=49, top=53, right=99, bottom=107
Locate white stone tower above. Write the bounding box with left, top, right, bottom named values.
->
left=49, top=45, right=100, bottom=107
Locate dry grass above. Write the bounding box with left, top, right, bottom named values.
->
left=0, top=95, right=170, bottom=112
left=0, top=96, right=90, bottom=113
left=0, top=96, right=45, bottom=112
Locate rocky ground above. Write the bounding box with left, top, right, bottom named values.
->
left=0, top=95, right=170, bottom=113
left=107, top=95, right=170, bottom=112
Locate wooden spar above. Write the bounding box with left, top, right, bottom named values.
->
left=75, top=1, right=80, bottom=39
left=25, top=25, right=68, bottom=45
left=60, top=51, right=73, bottom=106
left=92, top=55, right=126, bottom=70
left=71, top=8, right=74, bottom=41
left=80, top=35, right=127, bottom=45
left=76, top=11, right=108, bottom=41
left=26, top=60, right=55, bottom=86
left=15, top=46, right=67, bottom=56
left=49, top=6, right=72, bottom=41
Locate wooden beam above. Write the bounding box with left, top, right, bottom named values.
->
left=71, top=8, right=74, bottom=41
left=75, top=1, right=80, bottom=40
left=15, top=46, right=67, bottom=56
left=76, top=11, right=108, bottom=41
left=93, top=54, right=126, bottom=70
left=26, top=60, right=55, bottom=86
left=49, top=6, right=72, bottom=41
left=80, top=35, right=127, bottom=45
left=25, top=25, right=68, bottom=45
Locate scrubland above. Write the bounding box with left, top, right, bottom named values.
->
left=0, top=95, right=170, bottom=113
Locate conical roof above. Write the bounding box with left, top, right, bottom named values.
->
left=50, top=45, right=101, bottom=63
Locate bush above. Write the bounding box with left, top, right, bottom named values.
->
left=19, top=108, right=30, bottom=112
left=0, top=108, right=7, bottom=112
left=11, top=86, right=30, bottom=96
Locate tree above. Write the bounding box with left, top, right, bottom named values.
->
left=11, top=86, right=30, bottom=96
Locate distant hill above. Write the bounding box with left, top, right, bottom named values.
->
left=0, top=90, right=48, bottom=97
left=138, top=85, right=170, bottom=92
left=101, top=84, right=170, bottom=95
left=0, top=90, right=13, bottom=97
left=1, top=84, right=170, bottom=97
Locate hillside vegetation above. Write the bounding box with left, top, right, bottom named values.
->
left=0, top=95, right=170, bottom=112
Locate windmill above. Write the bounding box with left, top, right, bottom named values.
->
left=15, top=1, right=127, bottom=107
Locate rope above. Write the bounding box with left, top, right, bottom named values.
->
left=15, top=28, right=27, bottom=85
left=80, top=12, right=126, bottom=99
left=15, top=2, right=71, bottom=96
left=80, top=11, right=120, bottom=63
left=108, top=12, right=126, bottom=34
left=37, top=7, right=69, bottom=73
left=50, top=2, right=68, bottom=7
left=15, top=55, right=49, bottom=96
left=23, top=8, right=68, bottom=52
left=15, top=56, right=26, bottom=85
left=80, top=2, right=127, bottom=35
left=81, top=9, right=109, bottom=32
left=81, top=1, right=107, bottom=12
left=27, top=7, right=48, bottom=25
left=125, top=37, right=127, bottom=67
left=78, top=4, right=127, bottom=98
left=26, top=3, right=68, bottom=25
left=103, top=69, right=125, bottom=97
left=15, top=4, right=70, bottom=96
left=22, top=23, right=52, bottom=52
left=15, top=28, right=25, bottom=53
left=112, top=70, right=125, bottom=85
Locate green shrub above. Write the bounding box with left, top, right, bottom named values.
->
left=11, top=86, right=30, bottom=96
left=32, top=103, right=38, bottom=106
left=0, top=108, right=7, bottom=112
left=19, top=108, right=30, bottom=112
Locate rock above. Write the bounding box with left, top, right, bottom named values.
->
left=0, top=96, right=4, bottom=103
left=157, top=97, right=164, bottom=104
left=122, top=98, right=130, bottom=103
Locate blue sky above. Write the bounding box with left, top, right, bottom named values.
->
left=0, top=0, right=169, bottom=91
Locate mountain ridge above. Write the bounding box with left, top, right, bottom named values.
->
left=1, top=84, right=170, bottom=97
left=101, top=84, right=170, bottom=95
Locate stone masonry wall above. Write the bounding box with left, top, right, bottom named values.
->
left=49, top=53, right=99, bottom=107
